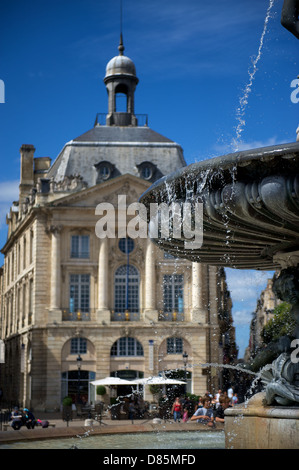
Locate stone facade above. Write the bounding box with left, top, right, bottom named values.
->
left=0, top=38, right=235, bottom=411
left=244, top=277, right=280, bottom=361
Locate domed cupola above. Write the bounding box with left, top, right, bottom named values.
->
left=104, top=34, right=139, bottom=126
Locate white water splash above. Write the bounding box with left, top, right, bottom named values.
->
left=231, top=0, right=276, bottom=152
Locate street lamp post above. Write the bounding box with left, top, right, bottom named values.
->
left=76, top=354, right=82, bottom=404
left=182, top=351, right=188, bottom=394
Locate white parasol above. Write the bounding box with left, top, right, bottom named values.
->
left=90, top=377, right=138, bottom=386
left=133, top=376, right=186, bottom=385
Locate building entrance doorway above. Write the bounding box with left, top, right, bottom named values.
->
left=164, top=369, right=192, bottom=399
left=111, top=369, right=143, bottom=399
left=61, top=370, right=96, bottom=404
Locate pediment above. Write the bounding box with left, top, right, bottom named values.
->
left=51, top=174, right=151, bottom=208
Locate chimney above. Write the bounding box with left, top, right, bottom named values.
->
left=34, top=156, right=51, bottom=184
left=19, top=144, right=35, bottom=202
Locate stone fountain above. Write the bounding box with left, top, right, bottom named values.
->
left=140, top=1, right=299, bottom=449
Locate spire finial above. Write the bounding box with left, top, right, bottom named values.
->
left=118, top=0, right=124, bottom=55
left=118, top=32, right=125, bottom=55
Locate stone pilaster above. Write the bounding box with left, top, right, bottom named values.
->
left=144, top=239, right=158, bottom=323
left=97, top=238, right=110, bottom=323
left=49, top=226, right=62, bottom=322
left=191, top=262, right=207, bottom=323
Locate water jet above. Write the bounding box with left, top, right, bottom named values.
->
left=139, top=0, right=299, bottom=449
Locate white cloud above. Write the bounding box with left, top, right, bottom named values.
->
left=225, top=268, right=274, bottom=356
left=232, top=309, right=254, bottom=326
left=0, top=180, right=19, bottom=203
left=213, top=136, right=280, bottom=155
left=225, top=268, right=273, bottom=303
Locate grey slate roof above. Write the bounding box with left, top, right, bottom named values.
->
left=73, top=125, right=174, bottom=143
left=47, top=125, right=186, bottom=187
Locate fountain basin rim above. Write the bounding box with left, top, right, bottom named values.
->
left=139, top=141, right=299, bottom=270
left=140, top=141, right=299, bottom=201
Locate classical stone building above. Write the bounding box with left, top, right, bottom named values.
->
left=244, top=276, right=280, bottom=361
left=0, top=37, right=234, bottom=411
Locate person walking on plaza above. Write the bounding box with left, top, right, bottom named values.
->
left=171, top=397, right=182, bottom=423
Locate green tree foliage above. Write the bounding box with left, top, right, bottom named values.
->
left=261, top=302, right=295, bottom=344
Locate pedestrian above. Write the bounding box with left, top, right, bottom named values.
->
left=9, top=406, right=23, bottom=430
left=23, top=408, right=36, bottom=429
left=159, top=394, right=170, bottom=422
left=227, top=386, right=234, bottom=400
left=171, top=397, right=182, bottom=423
left=190, top=397, right=214, bottom=427
left=182, top=407, right=189, bottom=422
left=128, top=401, right=135, bottom=423
left=195, top=396, right=203, bottom=411
left=232, top=393, right=238, bottom=406
left=215, top=389, right=222, bottom=406
left=214, top=396, right=231, bottom=423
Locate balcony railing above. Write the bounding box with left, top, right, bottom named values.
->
left=62, top=309, right=95, bottom=322
left=94, top=113, right=148, bottom=127
left=111, top=310, right=140, bottom=321
left=159, top=311, right=184, bottom=322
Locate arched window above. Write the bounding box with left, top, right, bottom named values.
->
left=115, top=84, right=128, bottom=112
left=111, top=337, right=144, bottom=356
left=114, top=265, right=139, bottom=320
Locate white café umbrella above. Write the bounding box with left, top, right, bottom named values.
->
left=133, top=376, right=186, bottom=385
left=90, top=377, right=138, bottom=386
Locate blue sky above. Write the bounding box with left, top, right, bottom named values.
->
left=0, top=0, right=298, bottom=358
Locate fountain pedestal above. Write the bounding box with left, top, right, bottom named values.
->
left=224, top=392, right=299, bottom=449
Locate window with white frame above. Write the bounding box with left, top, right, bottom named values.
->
left=71, top=235, right=90, bottom=259
left=111, top=337, right=144, bottom=356
left=167, top=337, right=183, bottom=354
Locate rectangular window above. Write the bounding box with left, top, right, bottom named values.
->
left=162, top=274, right=184, bottom=321
left=113, top=265, right=139, bottom=320
left=30, top=230, right=34, bottom=264
left=28, top=279, right=33, bottom=324
left=71, top=235, right=90, bottom=259
left=69, top=274, right=90, bottom=319
left=70, top=337, right=87, bottom=354
left=23, top=236, right=26, bottom=270
left=17, top=243, right=20, bottom=275
left=22, top=284, right=26, bottom=327
left=167, top=337, right=183, bottom=354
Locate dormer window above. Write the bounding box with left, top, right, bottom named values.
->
left=137, top=161, right=156, bottom=181
left=99, top=165, right=110, bottom=179
left=94, top=161, right=115, bottom=183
